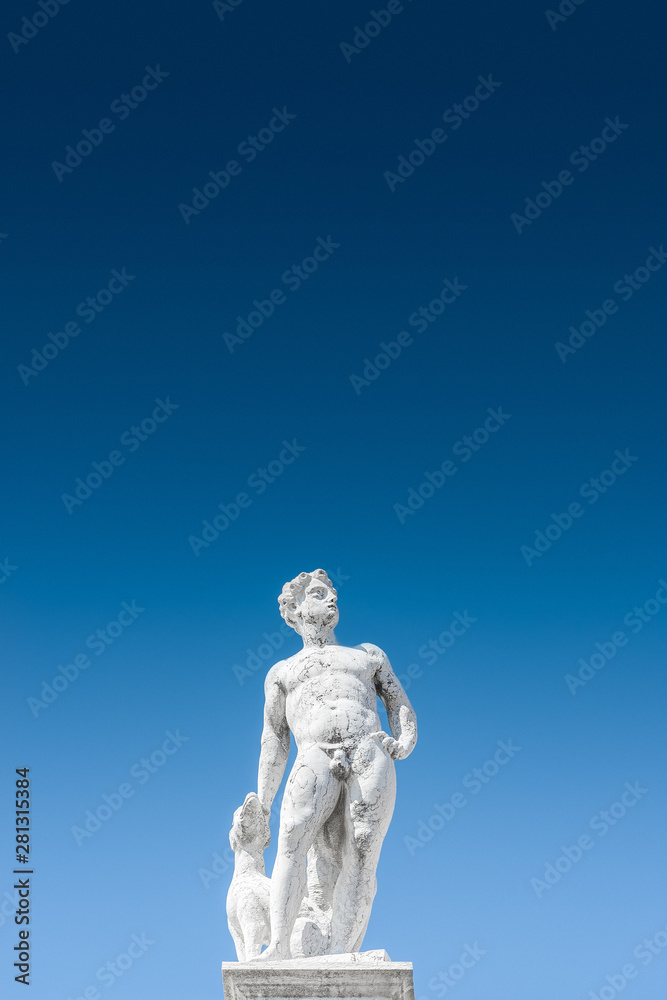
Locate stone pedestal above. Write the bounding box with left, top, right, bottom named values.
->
left=221, top=951, right=415, bottom=1000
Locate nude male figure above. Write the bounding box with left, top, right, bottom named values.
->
left=256, top=569, right=417, bottom=959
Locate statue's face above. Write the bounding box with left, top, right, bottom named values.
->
left=286, top=578, right=339, bottom=635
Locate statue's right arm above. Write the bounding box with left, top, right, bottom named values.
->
left=257, top=663, right=290, bottom=816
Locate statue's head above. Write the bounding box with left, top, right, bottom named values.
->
left=278, top=569, right=338, bottom=636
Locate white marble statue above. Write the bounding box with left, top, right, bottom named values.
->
left=227, top=569, right=417, bottom=961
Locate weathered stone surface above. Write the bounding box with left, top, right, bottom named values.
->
left=226, top=569, right=418, bottom=960
left=221, top=954, right=415, bottom=1000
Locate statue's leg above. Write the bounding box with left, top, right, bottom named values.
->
left=292, top=794, right=346, bottom=955
left=260, top=747, right=341, bottom=959
left=229, top=920, right=246, bottom=963
left=307, top=792, right=346, bottom=911
left=329, top=740, right=396, bottom=954
left=243, top=921, right=269, bottom=961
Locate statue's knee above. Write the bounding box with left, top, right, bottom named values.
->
left=352, top=822, right=376, bottom=855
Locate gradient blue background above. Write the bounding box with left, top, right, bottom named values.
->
left=2, top=0, right=666, bottom=997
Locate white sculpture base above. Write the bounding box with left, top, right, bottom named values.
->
left=221, top=951, right=415, bottom=1000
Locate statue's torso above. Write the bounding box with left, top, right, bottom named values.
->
left=279, top=643, right=381, bottom=748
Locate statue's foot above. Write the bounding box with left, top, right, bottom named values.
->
left=254, top=944, right=290, bottom=961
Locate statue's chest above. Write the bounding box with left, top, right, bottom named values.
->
left=292, top=648, right=367, bottom=684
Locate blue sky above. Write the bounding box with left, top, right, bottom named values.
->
left=2, top=0, right=666, bottom=998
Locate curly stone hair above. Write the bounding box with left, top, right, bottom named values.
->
left=277, top=568, right=337, bottom=629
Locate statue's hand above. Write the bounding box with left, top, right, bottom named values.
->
left=371, top=731, right=408, bottom=760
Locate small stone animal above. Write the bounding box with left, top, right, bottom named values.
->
left=226, top=793, right=271, bottom=961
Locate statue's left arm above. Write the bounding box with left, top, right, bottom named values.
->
left=257, top=663, right=290, bottom=815
left=366, top=644, right=418, bottom=761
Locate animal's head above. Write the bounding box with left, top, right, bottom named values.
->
left=229, top=792, right=271, bottom=852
